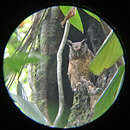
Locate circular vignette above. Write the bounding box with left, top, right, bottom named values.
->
left=1, top=4, right=126, bottom=129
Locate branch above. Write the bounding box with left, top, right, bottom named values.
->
left=53, top=20, right=70, bottom=127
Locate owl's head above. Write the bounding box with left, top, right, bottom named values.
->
left=67, top=39, right=87, bottom=51
left=67, top=39, right=88, bottom=59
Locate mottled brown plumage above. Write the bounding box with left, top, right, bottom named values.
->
left=67, top=39, right=103, bottom=111
left=67, top=39, right=94, bottom=91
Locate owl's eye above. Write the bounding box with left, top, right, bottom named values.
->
left=81, top=43, right=85, bottom=48
left=73, top=45, right=80, bottom=51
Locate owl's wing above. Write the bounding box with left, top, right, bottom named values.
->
left=89, top=49, right=94, bottom=59
left=67, top=62, right=71, bottom=81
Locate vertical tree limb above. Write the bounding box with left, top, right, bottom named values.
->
left=28, top=7, right=64, bottom=125
left=53, top=20, right=70, bottom=127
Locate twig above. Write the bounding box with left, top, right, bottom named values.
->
left=53, top=20, right=70, bottom=127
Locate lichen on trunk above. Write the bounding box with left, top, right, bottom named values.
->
left=66, top=83, right=93, bottom=128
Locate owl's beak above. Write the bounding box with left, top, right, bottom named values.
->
left=74, top=46, right=80, bottom=51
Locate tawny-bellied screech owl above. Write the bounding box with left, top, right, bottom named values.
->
left=67, top=39, right=95, bottom=91
left=67, top=39, right=103, bottom=110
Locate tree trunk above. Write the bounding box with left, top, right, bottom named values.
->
left=28, top=7, right=64, bottom=124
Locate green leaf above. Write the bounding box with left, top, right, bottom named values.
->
left=60, top=6, right=84, bottom=33
left=6, top=43, right=15, bottom=56
left=3, top=52, right=43, bottom=80
left=6, top=33, right=21, bottom=56
left=83, top=9, right=101, bottom=23
left=93, top=65, right=125, bottom=120
left=3, top=53, right=26, bottom=79
left=9, top=93, right=49, bottom=125
left=89, top=31, right=123, bottom=75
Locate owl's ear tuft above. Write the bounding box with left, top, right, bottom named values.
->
left=81, top=39, right=87, bottom=45
left=67, top=40, right=72, bottom=46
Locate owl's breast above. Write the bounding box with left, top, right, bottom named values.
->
left=69, top=58, right=91, bottom=79
left=77, top=58, right=91, bottom=79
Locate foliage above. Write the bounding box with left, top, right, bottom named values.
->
left=93, top=65, right=125, bottom=120
left=5, top=16, right=32, bottom=57
left=89, top=31, right=124, bottom=75
left=60, top=6, right=84, bottom=33
left=6, top=33, right=21, bottom=56
left=18, top=15, right=32, bottom=33
left=60, top=6, right=102, bottom=33
left=9, top=93, right=50, bottom=125
left=3, top=52, right=47, bottom=81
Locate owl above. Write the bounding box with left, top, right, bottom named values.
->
left=67, top=39, right=103, bottom=111
left=67, top=39, right=95, bottom=91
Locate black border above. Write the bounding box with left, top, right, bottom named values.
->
left=0, top=0, right=129, bottom=129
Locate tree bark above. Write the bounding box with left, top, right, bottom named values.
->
left=28, top=7, right=64, bottom=124
left=66, top=83, right=92, bottom=128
